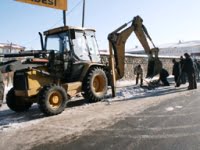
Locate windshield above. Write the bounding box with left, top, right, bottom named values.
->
left=45, top=32, right=70, bottom=53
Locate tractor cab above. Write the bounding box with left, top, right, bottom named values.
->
left=44, top=26, right=101, bottom=62
left=42, top=26, right=102, bottom=82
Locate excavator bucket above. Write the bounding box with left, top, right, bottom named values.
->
left=146, top=58, right=162, bottom=78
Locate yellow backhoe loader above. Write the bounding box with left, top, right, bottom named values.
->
left=0, top=15, right=162, bottom=115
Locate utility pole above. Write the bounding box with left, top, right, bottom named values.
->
left=82, top=0, right=85, bottom=27
left=63, top=10, right=66, bottom=26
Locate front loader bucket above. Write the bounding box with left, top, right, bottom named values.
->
left=146, top=58, right=162, bottom=78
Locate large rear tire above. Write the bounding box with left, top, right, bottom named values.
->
left=6, top=88, right=33, bottom=112
left=38, top=85, right=68, bottom=116
left=82, top=67, right=108, bottom=103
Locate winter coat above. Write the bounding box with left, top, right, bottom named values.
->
left=160, top=68, right=169, bottom=79
left=172, top=62, right=181, bottom=76
left=183, top=58, right=195, bottom=74
left=134, top=65, right=143, bottom=76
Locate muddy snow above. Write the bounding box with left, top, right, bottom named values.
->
left=0, top=80, right=199, bottom=150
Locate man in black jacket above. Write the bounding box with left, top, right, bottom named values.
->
left=172, top=59, right=181, bottom=87
left=179, top=56, right=186, bottom=84
left=183, top=53, right=197, bottom=90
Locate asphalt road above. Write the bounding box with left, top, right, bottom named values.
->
left=33, top=88, right=200, bottom=150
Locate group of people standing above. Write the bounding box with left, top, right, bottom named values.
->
left=133, top=53, right=199, bottom=90
left=172, top=53, right=198, bottom=90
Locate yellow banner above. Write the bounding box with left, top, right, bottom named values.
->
left=16, top=0, right=67, bottom=10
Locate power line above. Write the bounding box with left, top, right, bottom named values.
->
left=67, top=0, right=83, bottom=16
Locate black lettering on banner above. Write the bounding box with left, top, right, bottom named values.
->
left=48, top=0, right=53, bottom=5
left=42, top=0, right=47, bottom=4
left=31, top=0, right=57, bottom=6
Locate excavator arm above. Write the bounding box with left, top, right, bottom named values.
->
left=108, top=15, right=162, bottom=97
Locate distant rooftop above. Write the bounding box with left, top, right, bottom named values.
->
left=126, top=40, right=200, bottom=58
left=0, top=43, right=25, bottom=50
left=158, top=40, right=200, bottom=49
left=126, top=40, right=200, bottom=53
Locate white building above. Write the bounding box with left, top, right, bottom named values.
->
left=0, top=43, right=25, bottom=62
left=126, top=40, right=200, bottom=59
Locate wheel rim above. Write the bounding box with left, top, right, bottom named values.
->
left=49, top=91, right=62, bottom=109
left=93, top=74, right=106, bottom=93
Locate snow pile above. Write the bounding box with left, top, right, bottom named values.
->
left=3, top=85, right=12, bottom=101
left=106, top=82, right=169, bottom=102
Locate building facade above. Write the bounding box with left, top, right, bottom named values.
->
left=0, top=43, right=25, bottom=62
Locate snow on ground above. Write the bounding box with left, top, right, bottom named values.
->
left=1, top=80, right=157, bottom=132
left=0, top=79, right=199, bottom=150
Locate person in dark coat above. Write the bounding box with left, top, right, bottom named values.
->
left=183, top=53, right=197, bottom=90
left=179, top=56, right=186, bottom=84
left=159, top=68, right=170, bottom=86
left=194, top=59, right=200, bottom=80
left=172, top=59, right=181, bottom=87
left=134, top=64, right=143, bottom=86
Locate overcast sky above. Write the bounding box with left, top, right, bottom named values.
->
left=0, top=0, right=200, bottom=50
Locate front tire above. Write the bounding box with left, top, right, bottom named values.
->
left=82, top=67, right=108, bottom=103
left=38, top=85, right=68, bottom=116
left=6, top=88, right=33, bottom=112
